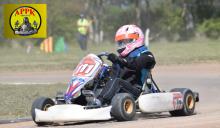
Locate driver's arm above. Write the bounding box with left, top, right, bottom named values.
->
left=124, top=52, right=156, bottom=71
left=107, top=52, right=156, bottom=71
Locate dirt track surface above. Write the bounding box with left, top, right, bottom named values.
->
left=0, top=63, right=220, bottom=128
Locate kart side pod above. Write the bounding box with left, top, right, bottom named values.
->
left=138, top=92, right=184, bottom=113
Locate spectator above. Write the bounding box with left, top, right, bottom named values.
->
left=76, top=14, right=90, bottom=51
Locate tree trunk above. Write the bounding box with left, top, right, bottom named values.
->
left=135, top=0, right=141, bottom=26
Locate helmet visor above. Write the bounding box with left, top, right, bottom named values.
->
left=117, top=39, right=134, bottom=48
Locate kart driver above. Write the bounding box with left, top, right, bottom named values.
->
left=94, top=24, right=156, bottom=107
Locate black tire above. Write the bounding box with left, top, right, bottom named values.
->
left=31, top=97, right=55, bottom=126
left=169, top=88, right=195, bottom=116
left=111, top=93, right=136, bottom=121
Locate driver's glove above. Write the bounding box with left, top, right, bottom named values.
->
left=107, top=53, right=127, bottom=66
left=107, top=53, right=118, bottom=63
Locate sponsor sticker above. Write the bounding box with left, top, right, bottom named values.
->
left=4, top=4, right=47, bottom=38
left=173, top=92, right=183, bottom=110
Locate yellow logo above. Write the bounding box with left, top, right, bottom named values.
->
left=4, top=4, right=47, bottom=38
left=10, top=6, right=41, bottom=36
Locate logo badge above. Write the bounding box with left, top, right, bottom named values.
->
left=4, top=4, right=47, bottom=38
left=10, top=6, right=41, bottom=36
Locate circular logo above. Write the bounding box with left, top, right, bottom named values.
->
left=10, top=6, right=41, bottom=36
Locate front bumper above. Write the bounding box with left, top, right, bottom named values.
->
left=35, top=104, right=112, bottom=122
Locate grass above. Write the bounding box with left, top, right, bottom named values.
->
left=150, top=38, right=220, bottom=65
left=0, top=84, right=66, bottom=120
left=0, top=38, right=220, bottom=72
left=0, top=42, right=115, bottom=72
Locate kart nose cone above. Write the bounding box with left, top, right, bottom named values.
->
left=35, top=104, right=112, bottom=122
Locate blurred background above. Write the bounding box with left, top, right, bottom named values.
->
left=1, top=0, right=220, bottom=44
left=0, top=0, right=220, bottom=120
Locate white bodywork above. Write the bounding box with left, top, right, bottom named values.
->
left=35, top=104, right=112, bottom=122
left=35, top=92, right=183, bottom=122
left=138, top=92, right=183, bottom=113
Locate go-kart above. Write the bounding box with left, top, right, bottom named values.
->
left=31, top=52, right=199, bottom=126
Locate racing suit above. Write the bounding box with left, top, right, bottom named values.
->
left=97, top=46, right=156, bottom=104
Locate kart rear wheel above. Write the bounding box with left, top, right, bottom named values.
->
left=111, top=93, right=136, bottom=121
left=169, top=88, right=195, bottom=116
left=31, top=97, right=55, bottom=126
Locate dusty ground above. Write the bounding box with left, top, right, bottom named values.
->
left=0, top=63, right=220, bottom=128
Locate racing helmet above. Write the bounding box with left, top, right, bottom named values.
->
left=115, top=24, right=144, bottom=57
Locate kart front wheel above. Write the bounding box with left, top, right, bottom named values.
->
left=169, top=88, right=195, bottom=116
left=111, top=93, right=136, bottom=121
left=31, top=97, right=55, bottom=126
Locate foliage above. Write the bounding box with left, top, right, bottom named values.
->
left=197, top=18, right=220, bottom=39
left=103, top=5, right=136, bottom=40
left=0, top=0, right=220, bottom=45
left=150, top=1, right=184, bottom=41
left=45, top=0, right=82, bottom=43
left=193, top=0, right=216, bottom=23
